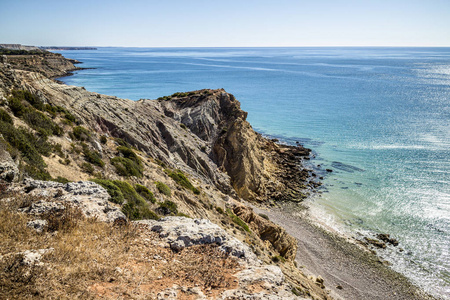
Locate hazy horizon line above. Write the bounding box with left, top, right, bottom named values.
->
left=27, top=45, right=450, bottom=48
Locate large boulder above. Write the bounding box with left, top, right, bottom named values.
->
left=0, top=146, right=19, bottom=182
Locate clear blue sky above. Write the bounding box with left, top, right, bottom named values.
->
left=1, top=0, right=449, bottom=47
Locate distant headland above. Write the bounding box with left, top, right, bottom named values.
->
left=0, top=44, right=96, bottom=51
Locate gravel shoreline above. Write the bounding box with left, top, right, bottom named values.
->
left=249, top=202, right=436, bottom=300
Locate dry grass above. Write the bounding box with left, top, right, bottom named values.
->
left=0, top=190, right=242, bottom=299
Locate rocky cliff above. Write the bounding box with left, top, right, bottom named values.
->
left=0, top=49, right=331, bottom=299
left=14, top=69, right=315, bottom=203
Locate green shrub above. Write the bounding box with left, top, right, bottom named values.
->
left=291, top=287, right=301, bottom=296
left=23, top=164, right=51, bottom=181
left=52, top=176, right=70, bottom=184
left=114, top=138, right=130, bottom=148
left=122, top=202, right=159, bottom=220
left=226, top=208, right=250, bottom=233
left=171, top=92, right=188, bottom=98
left=11, top=90, right=44, bottom=111
left=271, top=255, right=286, bottom=263
left=157, top=200, right=178, bottom=215
left=7, top=97, right=26, bottom=117
left=81, top=162, right=94, bottom=174
left=72, top=126, right=91, bottom=141
left=0, top=109, right=12, bottom=124
left=64, top=112, right=77, bottom=124
left=166, top=169, right=199, bottom=194
left=70, top=143, right=81, bottom=154
left=90, top=178, right=124, bottom=204
left=176, top=212, right=191, bottom=218
left=117, top=146, right=141, bottom=163
left=100, top=136, right=107, bottom=144
left=82, top=148, right=104, bottom=168
left=156, top=181, right=171, bottom=196
left=22, top=109, right=62, bottom=136
left=215, top=207, right=224, bottom=214
left=154, top=159, right=166, bottom=168
left=107, top=180, right=156, bottom=221
left=111, top=157, right=142, bottom=177
left=112, top=180, right=146, bottom=206
left=111, top=146, right=143, bottom=177
left=0, top=120, right=52, bottom=179
left=58, top=158, right=70, bottom=165
left=53, top=143, right=64, bottom=157
left=134, top=184, right=156, bottom=203
left=44, top=104, right=57, bottom=116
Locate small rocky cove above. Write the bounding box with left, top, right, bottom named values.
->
left=0, top=47, right=435, bottom=299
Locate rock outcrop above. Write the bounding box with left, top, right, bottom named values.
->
left=16, top=179, right=126, bottom=223
left=0, top=146, right=19, bottom=182
left=139, top=217, right=259, bottom=264
left=232, top=203, right=298, bottom=261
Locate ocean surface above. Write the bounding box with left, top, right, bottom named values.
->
left=56, top=47, right=450, bottom=298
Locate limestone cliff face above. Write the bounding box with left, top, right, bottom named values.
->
left=158, top=91, right=265, bottom=200
left=158, top=92, right=312, bottom=202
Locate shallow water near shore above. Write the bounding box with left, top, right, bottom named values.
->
left=56, top=47, right=450, bottom=298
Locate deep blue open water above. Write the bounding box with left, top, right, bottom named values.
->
left=56, top=47, right=450, bottom=297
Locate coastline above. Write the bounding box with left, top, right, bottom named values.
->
left=3, top=48, right=440, bottom=299
left=54, top=53, right=439, bottom=300
left=250, top=201, right=436, bottom=300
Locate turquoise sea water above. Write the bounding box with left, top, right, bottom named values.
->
left=56, top=47, right=450, bottom=297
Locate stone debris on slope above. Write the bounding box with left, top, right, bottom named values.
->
left=138, top=217, right=259, bottom=264
left=0, top=248, right=54, bottom=267
left=20, top=178, right=126, bottom=223
left=138, top=217, right=305, bottom=299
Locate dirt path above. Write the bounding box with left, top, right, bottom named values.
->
left=250, top=203, right=435, bottom=300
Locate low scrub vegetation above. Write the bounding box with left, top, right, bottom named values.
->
left=71, top=126, right=91, bottom=141
left=0, top=108, right=12, bottom=124
left=166, top=169, right=200, bottom=194
left=156, top=200, right=178, bottom=215
left=81, top=162, right=94, bottom=174
left=0, top=119, right=51, bottom=180
left=0, top=90, right=81, bottom=180
left=134, top=184, right=156, bottom=203
left=156, top=181, right=171, bottom=196
left=111, top=146, right=143, bottom=177
left=90, top=179, right=157, bottom=220
left=81, top=143, right=104, bottom=168
left=91, top=178, right=124, bottom=204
